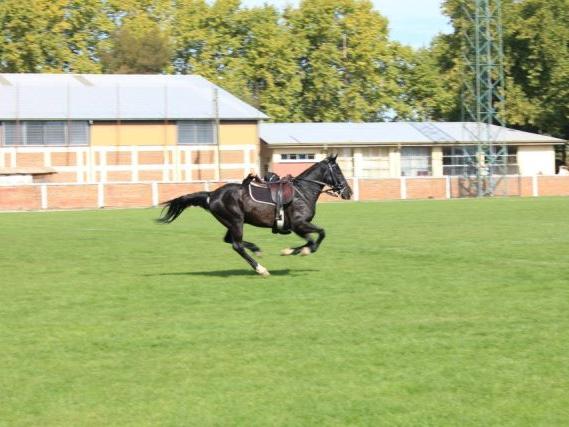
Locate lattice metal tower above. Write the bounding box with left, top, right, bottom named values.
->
left=460, top=0, right=509, bottom=196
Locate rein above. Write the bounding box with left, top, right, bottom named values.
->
left=293, top=163, right=347, bottom=199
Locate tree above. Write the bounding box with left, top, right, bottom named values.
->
left=0, top=0, right=110, bottom=73
left=393, top=46, right=456, bottom=121
left=171, top=0, right=211, bottom=75
left=172, top=1, right=303, bottom=121
left=506, top=0, right=569, bottom=139
left=225, top=5, right=304, bottom=121
left=100, top=16, right=172, bottom=74
left=432, top=0, right=569, bottom=141
left=285, top=0, right=406, bottom=122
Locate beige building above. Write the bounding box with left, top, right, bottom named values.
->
left=0, top=74, right=266, bottom=184
left=260, top=122, right=565, bottom=178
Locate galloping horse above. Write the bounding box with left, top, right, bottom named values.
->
left=157, top=154, right=352, bottom=276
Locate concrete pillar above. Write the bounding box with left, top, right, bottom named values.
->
left=432, top=146, right=443, bottom=177
left=389, top=147, right=401, bottom=178
left=353, top=149, right=363, bottom=178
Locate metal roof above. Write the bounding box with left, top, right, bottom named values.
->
left=261, top=122, right=565, bottom=145
left=0, top=73, right=268, bottom=121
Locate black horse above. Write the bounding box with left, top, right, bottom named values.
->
left=157, top=154, right=353, bottom=276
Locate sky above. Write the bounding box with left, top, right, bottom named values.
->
left=239, top=0, right=452, bottom=48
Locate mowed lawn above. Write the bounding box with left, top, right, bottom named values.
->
left=1, top=198, right=569, bottom=426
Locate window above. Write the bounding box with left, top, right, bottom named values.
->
left=178, top=120, right=216, bottom=145
left=360, top=147, right=390, bottom=178
left=443, top=146, right=518, bottom=176
left=2, top=121, right=89, bottom=146
left=280, top=153, right=315, bottom=161
left=493, top=146, right=519, bottom=175
left=401, top=147, right=432, bottom=177
left=443, top=146, right=478, bottom=176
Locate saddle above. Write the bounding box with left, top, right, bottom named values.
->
left=246, top=175, right=295, bottom=233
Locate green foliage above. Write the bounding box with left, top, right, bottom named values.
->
left=171, top=1, right=304, bottom=121
left=434, top=0, right=569, bottom=140
left=100, top=17, right=172, bottom=74
left=392, top=46, right=456, bottom=121
left=0, top=0, right=433, bottom=122
left=0, top=0, right=567, bottom=136
left=1, top=199, right=569, bottom=425
left=0, top=0, right=111, bottom=72
left=506, top=0, right=569, bottom=139
left=230, top=5, right=304, bottom=121
left=286, top=0, right=405, bottom=121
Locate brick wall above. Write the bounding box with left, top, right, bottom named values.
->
left=48, top=185, right=99, bottom=209
left=1, top=176, right=568, bottom=211
left=537, top=176, right=569, bottom=196
left=406, top=178, right=447, bottom=200
left=0, top=186, right=42, bottom=210
left=0, top=145, right=255, bottom=184
left=359, top=179, right=401, bottom=200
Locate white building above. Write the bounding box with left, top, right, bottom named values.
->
left=260, top=122, right=565, bottom=178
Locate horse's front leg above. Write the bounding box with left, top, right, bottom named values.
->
left=281, top=222, right=325, bottom=256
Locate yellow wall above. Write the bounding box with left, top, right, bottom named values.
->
left=219, top=122, right=258, bottom=146
left=91, top=123, right=176, bottom=146
left=91, top=122, right=260, bottom=148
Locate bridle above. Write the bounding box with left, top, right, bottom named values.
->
left=293, top=162, right=349, bottom=198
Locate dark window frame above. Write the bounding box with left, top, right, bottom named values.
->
left=1, top=121, right=89, bottom=146
left=177, top=120, right=217, bottom=145
left=280, top=153, right=316, bottom=162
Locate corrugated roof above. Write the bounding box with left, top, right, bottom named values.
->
left=261, top=122, right=565, bottom=145
left=0, top=73, right=268, bottom=120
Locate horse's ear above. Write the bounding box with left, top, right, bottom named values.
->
left=328, top=153, right=338, bottom=163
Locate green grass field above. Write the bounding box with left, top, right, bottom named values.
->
left=1, top=198, right=569, bottom=426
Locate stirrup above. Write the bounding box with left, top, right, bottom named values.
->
left=276, top=207, right=285, bottom=230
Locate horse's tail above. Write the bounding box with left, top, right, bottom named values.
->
left=156, top=191, right=210, bottom=224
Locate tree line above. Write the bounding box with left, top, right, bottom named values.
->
left=0, top=0, right=567, bottom=140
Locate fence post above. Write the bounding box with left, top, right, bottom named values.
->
left=532, top=175, right=539, bottom=197
left=352, top=177, right=359, bottom=201
left=446, top=176, right=451, bottom=199
left=151, top=182, right=159, bottom=207
left=400, top=176, right=407, bottom=200
left=131, top=146, right=139, bottom=182
left=98, top=182, right=105, bottom=208
left=100, top=147, right=108, bottom=183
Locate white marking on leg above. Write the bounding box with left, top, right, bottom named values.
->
left=255, top=264, right=270, bottom=277
left=281, top=248, right=294, bottom=256
left=300, top=247, right=311, bottom=256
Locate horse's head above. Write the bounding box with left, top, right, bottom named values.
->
left=322, top=154, right=353, bottom=200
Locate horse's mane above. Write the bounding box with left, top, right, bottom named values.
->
left=294, top=159, right=327, bottom=180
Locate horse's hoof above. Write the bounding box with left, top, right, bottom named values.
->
left=255, top=265, right=270, bottom=277
left=300, top=247, right=311, bottom=256
left=281, top=248, right=294, bottom=256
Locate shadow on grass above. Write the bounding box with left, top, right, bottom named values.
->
left=147, top=268, right=318, bottom=278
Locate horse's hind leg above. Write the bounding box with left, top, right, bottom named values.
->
left=221, top=225, right=270, bottom=276
left=209, top=188, right=268, bottom=276
left=223, top=230, right=262, bottom=256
